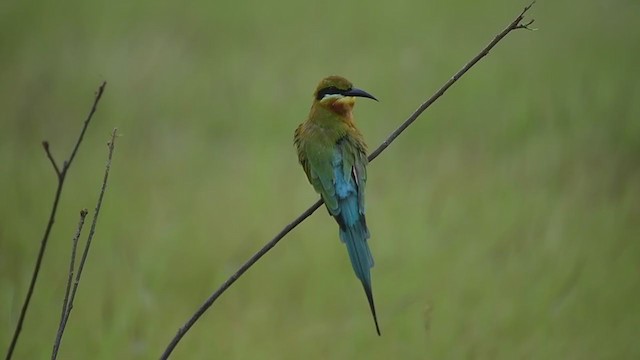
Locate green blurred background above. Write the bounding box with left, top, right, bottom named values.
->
left=1, top=0, right=639, bottom=358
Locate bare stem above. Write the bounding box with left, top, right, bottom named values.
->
left=5, top=81, right=107, bottom=360
left=160, top=2, right=536, bottom=358
left=63, top=83, right=107, bottom=175
left=51, top=128, right=118, bottom=360
left=51, top=209, right=88, bottom=359
left=42, top=141, right=61, bottom=179
left=368, top=0, right=535, bottom=162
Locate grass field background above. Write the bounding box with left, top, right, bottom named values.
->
left=1, top=0, right=639, bottom=358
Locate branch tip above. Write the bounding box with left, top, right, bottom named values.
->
left=516, top=18, right=537, bottom=31
left=52, top=208, right=88, bottom=359
left=42, top=140, right=61, bottom=177
left=95, top=81, right=107, bottom=97
left=517, top=1, right=537, bottom=30
left=523, top=0, right=536, bottom=14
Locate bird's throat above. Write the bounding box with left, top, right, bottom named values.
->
left=330, top=97, right=356, bottom=118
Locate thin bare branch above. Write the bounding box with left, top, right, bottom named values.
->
left=51, top=209, right=88, bottom=359
left=368, top=0, right=535, bottom=162
left=160, top=2, right=536, bottom=358
left=42, top=141, right=61, bottom=178
left=516, top=19, right=537, bottom=31
left=160, top=200, right=324, bottom=358
left=5, top=81, right=107, bottom=360
left=51, top=128, right=118, bottom=359
left=63, top=82, right=107, bottom=174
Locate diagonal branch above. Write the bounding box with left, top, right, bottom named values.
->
left=368, top=0, right=535, bottom=163
left=63, top=83, right=107, bottom=175
left=160, top=2, right=536, bottom=358
left=51, top=128, right=118, bottom=360
left=5, top=81, right=107, bottom=360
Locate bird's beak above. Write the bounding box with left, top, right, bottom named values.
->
left=343, top=88, right=378, bottom=102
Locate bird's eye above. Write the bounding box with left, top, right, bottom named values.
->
left=316, top=86, right=345, bottom=100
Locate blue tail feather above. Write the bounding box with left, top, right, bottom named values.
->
left=339, top=222, right=381, bottom=336
left=332, top=148, right=380, bottom=335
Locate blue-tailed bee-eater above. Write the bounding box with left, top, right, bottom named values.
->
left=294, top=75, right=381, bottom=335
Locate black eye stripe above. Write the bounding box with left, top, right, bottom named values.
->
left=316, top=86, right=350, bottom=100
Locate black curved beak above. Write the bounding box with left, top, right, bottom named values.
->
left=344, top=88, right=378, bottom=102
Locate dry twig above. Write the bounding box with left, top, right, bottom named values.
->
left=5, top=82, right=107, bottom=360
left=160, top=3, right=537, bottom=358
left=51, top=209, right=87, bottom=358
left=50, top=128, right=118, bottom=359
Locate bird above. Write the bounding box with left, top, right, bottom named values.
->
left=294, top=75, right=381, bottom=335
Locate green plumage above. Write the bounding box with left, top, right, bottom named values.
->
left=295, top=109, right=368, bottom=215
left=294, top=75, right=381, bottom=335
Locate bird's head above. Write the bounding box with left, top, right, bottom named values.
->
left=313, top=75, right=377, bottom=116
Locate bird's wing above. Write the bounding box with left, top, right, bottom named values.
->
left=295, top=125, right=368, bottom=217
left=309, top=136, right=367, bottom=218
left=295, top=124, right=340, bottom=214
left=338, top=137, right=368, bottom=214
left=307, top=149, right=339, bottom=215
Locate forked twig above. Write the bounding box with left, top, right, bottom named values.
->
left=160, top=2, right=536, bottom=358
left=5, top=82, right=107, bottom=360
left=42, top=142, right=62, bottom=179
